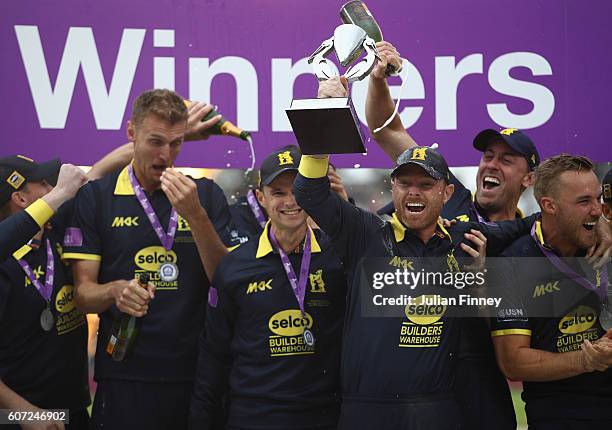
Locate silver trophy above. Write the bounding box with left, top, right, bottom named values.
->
left=308, top=24, right=380, bottom=82
left=285, top=23, right=381, bottom=154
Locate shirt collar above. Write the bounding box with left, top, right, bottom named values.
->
left=389, top=212, right=451, bottom=243
left=473, top=198, right=524, bottom=220
left=114, top=164, right=135, bottom=195
left=13, top=244, right=33, bottom=260
left=255, top=220, right=322, bottom=258
left=534, top=219, right=546, bottom=246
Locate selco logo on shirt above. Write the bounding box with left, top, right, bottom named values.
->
left=268, top=309, right=316, bottom=356
left=558, top=305, right=598, bottom=334
left=134, top=246, right=178, bottom=271
left=400, top=294, right=446, bottom=348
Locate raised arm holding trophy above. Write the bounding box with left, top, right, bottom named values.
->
left=286, top=1, right=401, bottom=155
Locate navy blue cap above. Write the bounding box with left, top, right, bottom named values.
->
left=0, top=155, right=60, bottom=206
left=391, top=146, right=450, bottom=181
left=473, top=128, right=540, bottom=171
left=603, top=167, right=612, bottom=202
left=259, top=146, right=302, bottom=187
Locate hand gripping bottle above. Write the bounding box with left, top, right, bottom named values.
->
left=106, top=273, right=150, bottom=362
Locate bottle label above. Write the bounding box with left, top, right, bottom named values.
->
left=106, top=335, right=117, bottom=355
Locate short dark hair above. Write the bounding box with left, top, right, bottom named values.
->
left=534, top=154, right=595, bottom=202
left=131, top=89, right=188, bottom=126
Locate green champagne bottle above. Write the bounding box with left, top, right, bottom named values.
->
left=106, top=273, right=150, bottom=362
left=340, top=1, right=400, bottom=75
left=340, top=1, right=383, bottom=42
left=184, top=99, right=251, bottom=141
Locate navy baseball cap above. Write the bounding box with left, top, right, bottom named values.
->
left=603, top=167, right=612, bottom=202
left=473, top=128, right=540, bottom=171
left=391, top=146, right=450, bottom=182
left=259, top=146, right=302, bottom=187
left=0, top=155, right=60, bottom=206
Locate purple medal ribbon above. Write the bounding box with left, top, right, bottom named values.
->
left=18, top=238, right=54, bottom=302
left=471, top=202, right=486, bottom=223
left=246, top=189, right=267, bottom=228
left=530, top=222, right=608, bottom=300
left=128, top=165, right=178, bottom=250
left=268, top=227, right=312, bottom=316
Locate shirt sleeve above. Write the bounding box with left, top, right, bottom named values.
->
left=489, top=253, right=532, bottom=337
left=189, top=259, right=236, bottom=428
left=200, top=179, right=243, bottom=249
left=293, top=156, right=384, bottom=267
left=468, top=213, right=538, bottom=257
left=441, top=170, right=473, bottom=222
left=0, top=268, right=11, bottom=328
left=0, top=199, right=52, bottom=261
left=62, top=183, right=102, bottom=261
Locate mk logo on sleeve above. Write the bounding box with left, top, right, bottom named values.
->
left=532, top=280, right=560, bottom=298
left=247, top=279, right=273, bottom=294
left=111, top=216, right=139, bottom=227
left=388, top=256, right=414, bottom=270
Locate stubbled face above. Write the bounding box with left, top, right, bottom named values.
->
left=128, top=113, right=186, bottom=189
left=475, top=140, right=531, bottom=212
left=391, top=164, right=453, bottom=232
left=546, top=170, right=602, bottom=251
left=257, top=171, right=307, bottom=232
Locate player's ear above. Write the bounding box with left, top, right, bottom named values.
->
left=256, top=187, right=265, bottom=206
left=443, top=183, right=455, bottom=204
left=539, top=196, right=557, bottom=215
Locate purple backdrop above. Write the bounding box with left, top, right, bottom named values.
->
left=1, top=0, right=610, bottom=168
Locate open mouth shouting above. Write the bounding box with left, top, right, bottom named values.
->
left=405, top=201, right=426, bottom=213
left=482, top=175, right=501, bottom=191
left=582, top=220, right=597, bottom=231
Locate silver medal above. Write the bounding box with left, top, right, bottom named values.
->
left=303, top=328, right=315, bottom=347
left=600, top=302, right=612, bottom=331
left=40, top=307, right=54, bottom=331
left=159, top=262, right=179, bottom=282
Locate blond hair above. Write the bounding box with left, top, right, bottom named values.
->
left=534, top=154, right=594, bottom=202
left=131, top=89, right=188, bottom=126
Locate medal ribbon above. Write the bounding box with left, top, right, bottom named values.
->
left=18, top=238, right=54, bottom=302
left=128, top=165, right=178, bottom=251
left=471, top=202, right=486, bottom=223
left=268, top=227, right=312, bottom=316
left=530, top=222, right=608, bottom=301
left=246, top=189, right=267, bottom=228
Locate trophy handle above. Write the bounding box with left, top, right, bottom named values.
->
left=308, top=38, right=339, bottom=81
left=344, top=36, right=379, bottom=82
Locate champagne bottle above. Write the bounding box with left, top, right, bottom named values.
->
left=340, top=1, right=383, bottom=42
left=184, top=100, right=251, bottom=141
left=340, top=1, right=400, bottom=75
left=106, top=273, right=150, bottom=362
